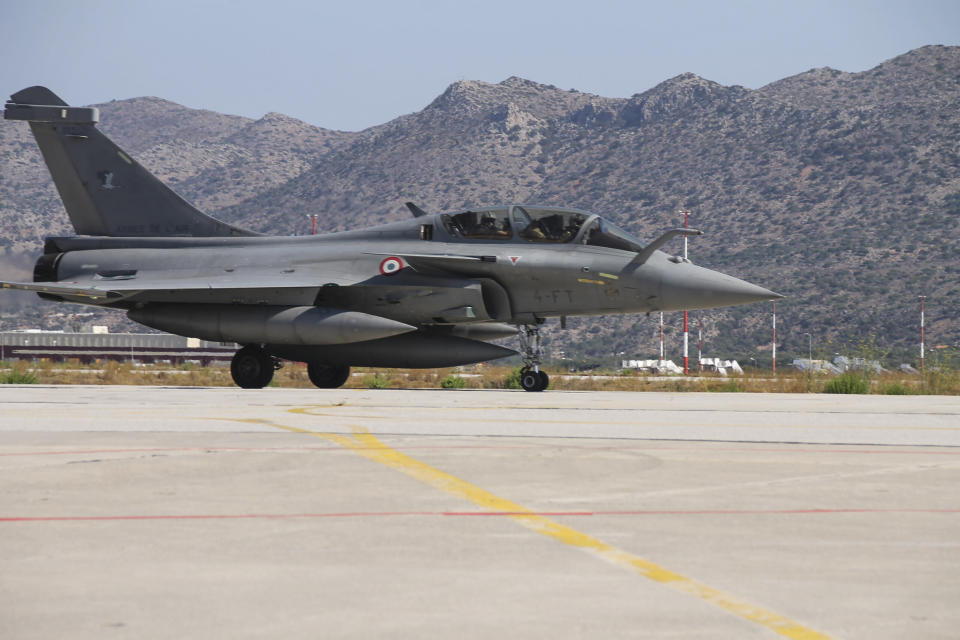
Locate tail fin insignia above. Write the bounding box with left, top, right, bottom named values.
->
left=4, top=86, right=257, bottom=238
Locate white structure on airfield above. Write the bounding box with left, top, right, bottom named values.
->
left=698, top=358, right=743, bottom=375
left=622, top=358, right=742, bottom=375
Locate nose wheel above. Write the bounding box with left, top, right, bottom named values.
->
left=230, top=345, right=279, bottom=389
left=520, top=368, right=549, bottom=392
left=517, top=323, right=549, bottom=392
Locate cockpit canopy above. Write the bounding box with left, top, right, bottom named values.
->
left=439, top=206, right=645, bottom=253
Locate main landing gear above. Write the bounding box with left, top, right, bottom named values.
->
left=230, top=346, right=351, bottom=389
left=230, top=344, right=280, bottom=389
left=518, top=323, right=549, bottom=392
left=307, top=362, right=351, bottom=389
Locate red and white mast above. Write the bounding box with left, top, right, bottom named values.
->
left=920, top=296, right=926, bottom=372
left=680, top=208, right=690, bottom=375
left=659, top=312, right=664, bottom=364
left=698, top=313, right=703, bottom=373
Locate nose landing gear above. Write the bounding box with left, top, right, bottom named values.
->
left=519, top=367, right=549, bottom=392
left=517, top=323, right=549, bottom=392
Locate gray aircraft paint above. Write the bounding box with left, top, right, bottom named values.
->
left=2, top=86, right=781, bottom=386
left=5, top=86, right=253, bottom=238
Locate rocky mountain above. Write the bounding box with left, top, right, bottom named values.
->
left=1, top=45, right=957, bottom=364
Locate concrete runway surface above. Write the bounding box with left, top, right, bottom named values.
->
left=1, top=386, right=958, bottom=639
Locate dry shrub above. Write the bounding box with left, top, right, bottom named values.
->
left=823, top=372, right=870, bottom=394
left=405, top=368, right=443, bottom=388
left=923, top=368, right=960, bottom=395
left=0, top=362, right=38, bottom=384
left=96, top=361, right=125, bottom=384
left=182, top=367, right=233, bottom=387
left=272, top=362, right=315, bottom=389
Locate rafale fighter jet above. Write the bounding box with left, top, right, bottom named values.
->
left=2, top=86, right=781, bottom=391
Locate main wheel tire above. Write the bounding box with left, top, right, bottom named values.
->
left=231, top=345, right=274, bottom=389
left=520, top=368, right=544, bottom=392
left=536, top=370, right=550, bottom=391
left=307, top=362, right=351, bottom=389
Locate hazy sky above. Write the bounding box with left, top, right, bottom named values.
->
left=2, top=0, right=957, bottom=131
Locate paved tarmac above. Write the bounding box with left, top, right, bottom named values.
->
left=1, top=386, right=959, bottom=639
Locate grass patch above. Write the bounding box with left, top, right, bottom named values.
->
left=1, top=361, right=956, bottom=395
left=365, top=373, right=391, bottom=389
left=0, top=364, right=38, bottom=384
left=502, top=368, right=522, bottom=390
left=439, top=375, right=467, bottom=389
left=822, top=372, right=869, bottom=394
left=879, top=381, right=912, bottom=395
left=716, top=380, right=746, bottom=392
left=923, top=368, right=960, bottom=395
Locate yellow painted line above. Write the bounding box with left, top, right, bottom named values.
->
left=251, top=414, right=833, bottom=640
left=598, top=272, right=619, bottom=280
left=577, top=277, right=606, bottom=285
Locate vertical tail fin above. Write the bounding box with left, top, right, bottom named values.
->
left=4, top=86, right=257, bottom=237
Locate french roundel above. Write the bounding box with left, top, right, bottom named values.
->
left=379, top=256, right=404, bottom=275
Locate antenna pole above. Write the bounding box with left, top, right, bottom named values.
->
left=679, top=208, right=690, bottom=375
left=920, top=296, right=926, bottom=372
left=772, top=301, right=777, bottom=374
left=698, top=313, right=703, bottom=373
left=659, top=312, right=664, bottom=365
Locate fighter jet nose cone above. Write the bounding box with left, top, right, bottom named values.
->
left=730, top=281, right=783, bottom=305
left=659, top=264, right=783, bottom=311
left=726, top=281, right=783, bottom=304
